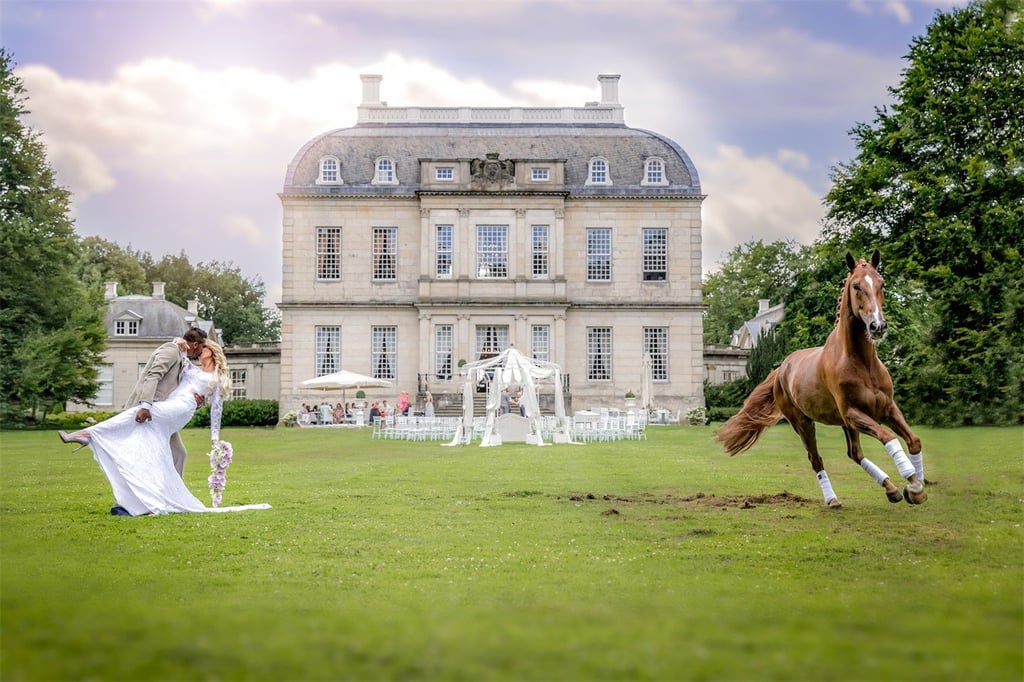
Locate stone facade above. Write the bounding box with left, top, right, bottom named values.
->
left=279, top=75, right=706, bottom=416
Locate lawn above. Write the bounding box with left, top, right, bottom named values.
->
left=2, top=424, right=1022, bottom=681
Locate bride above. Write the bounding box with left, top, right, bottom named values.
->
left=60, top=339, right=270, bottom=516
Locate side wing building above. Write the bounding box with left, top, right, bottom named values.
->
left=280, top=74, right=705, bottom=415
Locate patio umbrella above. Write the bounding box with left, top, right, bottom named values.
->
left=639, top=353, right=655, bottom=411
left=300, top=370, right=394, bottom=404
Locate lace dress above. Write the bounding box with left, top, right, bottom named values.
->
left=87, top=361, right=270, bottom=515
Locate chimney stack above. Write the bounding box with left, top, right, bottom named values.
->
left=187, top=299, right=199, bottom=315
left=104, top=281, right=118, bottom=299
left=598, top=74, right=621, bottom=105
left=152, top=281, right=165, bottom=299
left=758, top=299, right=770, bottom=314
left=360, top=74, right=383, bottom=105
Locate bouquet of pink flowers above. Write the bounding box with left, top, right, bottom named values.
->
left=207, top=440, right=233, bottom=507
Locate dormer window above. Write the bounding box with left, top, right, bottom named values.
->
left=115, top=319, right=139, bottom=336
left=587, top=157, right=611, bottom=185
left=531, top=167, right=550, bottom=182
left=317, top=156, right=342, bottom=185
left=642, top=157, right=668, bottom=186
left=435, top=167, right=454, bottom=181
left=373, top=157, right=397, bottom=185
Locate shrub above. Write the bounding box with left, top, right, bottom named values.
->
left=189, top=399, right=279, bottom=428
left=686, top=407, right=708, bottom=426
left=707, top=406, right=741, bottom=423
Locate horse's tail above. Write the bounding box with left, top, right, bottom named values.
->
left=715, top=368, right=783, bottom=455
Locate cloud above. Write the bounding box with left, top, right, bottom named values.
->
left=699, top=144, right=825, bottom=273
left=224, top=215, right=266, bottom=247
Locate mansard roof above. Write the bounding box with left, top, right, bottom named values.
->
left=284, top=124, right=701, bottom=198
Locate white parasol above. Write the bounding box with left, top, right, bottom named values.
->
left=300, top=370, right=394, bottom=403
left=639, top=353, right=655, bottom=412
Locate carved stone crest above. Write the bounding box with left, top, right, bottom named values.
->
left=470, top=153, right=515, bottom=189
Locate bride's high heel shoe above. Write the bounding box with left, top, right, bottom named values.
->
left=58, top=430, right=90, bottom=452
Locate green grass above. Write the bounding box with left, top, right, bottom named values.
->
left=2, top=425, right=1022, bottom=681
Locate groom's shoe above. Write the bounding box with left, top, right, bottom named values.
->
left=110, top=505, right=132, bottom=517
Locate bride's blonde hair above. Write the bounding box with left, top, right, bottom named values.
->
left=203, top=340, right=232, bottom=398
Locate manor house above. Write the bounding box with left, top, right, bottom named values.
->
left=279, top=74, right=705, bottom=416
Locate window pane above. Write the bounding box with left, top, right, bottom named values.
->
left=435, top=324, right=453, bottom=379
left=475, top=326, right=509, bottom=357
left=315, top=326, right=341, bottom=376
left=531, top=325, right=550, bottom=363
left=531, top=225, right=549, bottom=278
left=322, top=158, right=338, bottom=182
left=646, top=159, right=663, bottom=184
left=436, top=224, right=453, bottom=278
left=644, top=327, right=669, bottom=381
left=94, top=364, right=113, bottom=404
left=587, top=228, right=612, bottom=281
left=587, top=327, right=612, bottom=380
left=317, top=226, right=342, bottom=280
left=372, top=326, right=396, bottom=380
left=476, top=225, right=508, bottom=278
left=230, top=369, right=247, bottom=399
left=590, top=158, right=607, bottom=183
left=642, top=228, right=667, bottom=282
left=373, top=227, right=397, bottom=280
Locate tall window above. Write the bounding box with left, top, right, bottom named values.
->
left=435, top=325, right=453, bottom=379
left=115, top=319, right=139, bottom=336
left=531, top=325, right=550, bottom=363
left=475, top=326, right=509, bottom=357
left=436, top=224, right=453, bottom=278
left=587, top=228, right=612, bottom=281
left=372, top=326, right=396, bottom=380
left=373, top=227, right=397, bottom=280
left=317, top=226, right=342, bottom=280
left=642, top=228, right=668, bottom=282
left=94, top=364, right=113, bottom=405
left=476, top=225, right=508, bottom=278
left=531, top=225, right=549, bottom=278
left=318, top=157, right=340, bottom=184
left=374, top=157, right=396, bottom=184
left=644, top=158, right=665, bottom=185
left=230, top=369, right=247, bottom=399
left=644, top=327, right=669, bottom=381
left=587, top=327, right=612, bottom=380
left=315, top=326, right=341, bottom=376
left=587, top=157, right=610, bottom=185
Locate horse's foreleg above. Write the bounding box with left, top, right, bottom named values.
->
left=843, top=427, right=902, bottom=503
left=789, top=415, right=841, bottom=508
left=844, top=407, right=927, bottom=503
left=883, top=403, right=928, bottom=485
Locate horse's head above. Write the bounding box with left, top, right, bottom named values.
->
left=844, top=249, right=887, bottom=342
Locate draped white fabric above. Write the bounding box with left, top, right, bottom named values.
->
left=443, top=348, right=571, bottom=446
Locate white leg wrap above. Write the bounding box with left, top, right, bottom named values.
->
left=884, top=439, right=916, bottom=480
left=816, top=470, right=837, bottom=504
left=908, top=452, right=924, bottom=482
left=859, top=458, right=890, bottom=486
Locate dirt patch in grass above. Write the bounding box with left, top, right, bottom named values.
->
left=566, top=491, right=813, bottom=509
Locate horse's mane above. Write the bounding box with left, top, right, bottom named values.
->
left=834, top=259, right=867, bottom=327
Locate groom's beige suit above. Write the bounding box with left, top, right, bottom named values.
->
left=124, top=341, right=189, bottom=477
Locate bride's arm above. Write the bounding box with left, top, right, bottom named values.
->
left=209, top=387, right=224, bottom=442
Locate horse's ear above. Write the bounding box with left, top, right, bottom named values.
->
left=871, top=249, right=881, bottom=269
left=845, top=252, right=856, bottom=272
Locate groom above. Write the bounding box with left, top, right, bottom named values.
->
left=125, top=327, right=208, bottom=478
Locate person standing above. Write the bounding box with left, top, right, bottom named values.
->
left=124, top=327, right=207, bottom=477
left=424, top=391, right=434, bottom=418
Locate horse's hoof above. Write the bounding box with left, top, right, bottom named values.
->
left=906, top=480, right=924, bottom=495
left=903, top=487, right=928, bottom=505
left=886, top=489, right=904, bottom=503
left=827, top=498, right=843, bottom=509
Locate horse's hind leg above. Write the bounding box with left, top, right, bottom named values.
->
left=843, top=427, right=903, bottom=503
left=789, top=415, right=842, bottom=508
left=883, top=403, right=929, bottom=486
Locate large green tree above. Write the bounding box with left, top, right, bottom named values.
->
left=77, top=236, right=149, bottom=295
left=794, top=0, right=1024, bottom=425
left=702, top=239, right=808, bottom=344
left=0, top=50, right=106, bottom=418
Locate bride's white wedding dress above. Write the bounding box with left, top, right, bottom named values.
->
left=86, top=360, right=270, bottom=516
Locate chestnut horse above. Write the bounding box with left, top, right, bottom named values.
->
left=716, top=251, right=927, bottom=508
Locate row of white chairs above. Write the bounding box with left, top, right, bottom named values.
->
left=570, top=413, right=648, bottom=442
left=371, top=415, right=463, bottom=441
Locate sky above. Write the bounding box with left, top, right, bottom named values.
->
left=2, top=0, right=965, bottom=306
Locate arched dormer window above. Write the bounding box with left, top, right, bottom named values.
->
left=373, top=157, right=397, bottom=185
left=317, top=156, right=342, bottom=185
left=642, top=157, right=668, bottom=186
left=586, top=157, right=611, bottom=186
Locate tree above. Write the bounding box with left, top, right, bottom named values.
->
left=818, top=0, right=1024, bottom=425
left=702, top=239, right=808, bottom=344
left=144, top=251, right=280, bottom=344
left=77, top=236, right=149, bottom=295
left=0, top=50, right=106, bottom=418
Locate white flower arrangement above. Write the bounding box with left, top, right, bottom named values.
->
left=207, top=440, right=233, bottom=507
